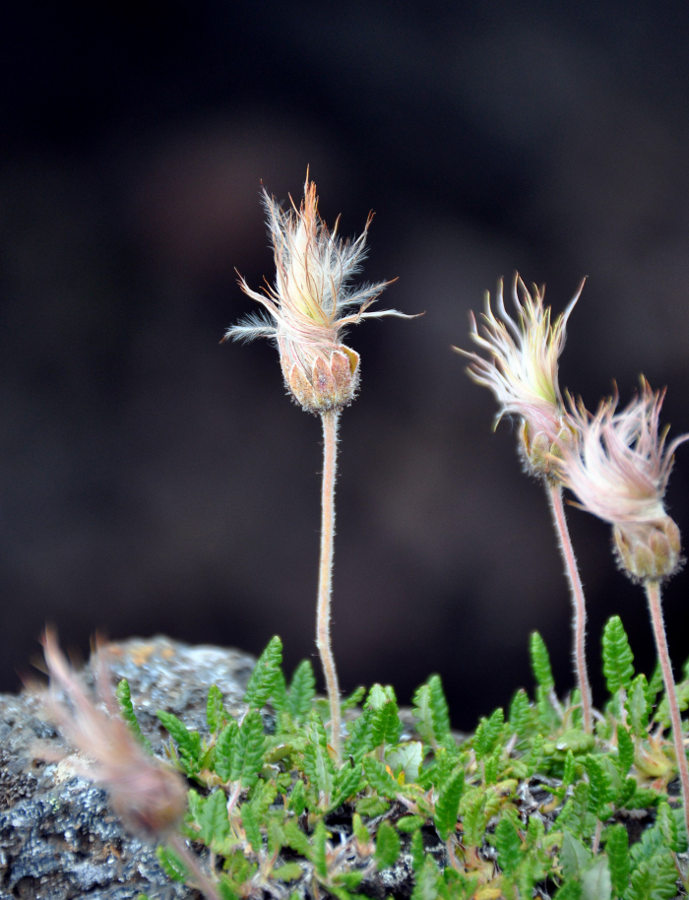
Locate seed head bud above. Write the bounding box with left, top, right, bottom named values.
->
left=226, top=174, right=413, bottom=414
left=613, top=516, right=682, bottom=582
left=455, top=274, right=583, bottom=479
left=553, top=379, right=689, bottom=583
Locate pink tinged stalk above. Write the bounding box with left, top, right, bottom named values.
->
left=225, top=175, right=414, bottom=758
left=317, top=409, right=342, bottom=755
left=455, top=274, right=593, bottom=729
left=555, top=379, right=689, bottom=834
left=546, top=482, right=592, bottom=732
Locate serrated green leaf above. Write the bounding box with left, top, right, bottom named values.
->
left=206, top=684, right=225, bottom=733
left=602, top=616, right=634, bottom=695
left=155, top=845, right=188, bottom=882
left=433, top=766, right=464, bottom=840
left=474, top=707, right=504, bottom=761
left=341, top=685, right=366, bottom=712
left=411, top=856, right=442, bottom=900
left=362, top=755, right=400, bottom=800
left=214, top=720, right=239, bottom=781
left=616, top=726, right=634, bottom=776
left=628, top=851, right=678, bottom=900
left=562, top=749, right=576, bottom=787
left=460, top=789, right=485, bottom=847
left=330, top=760, right=362, bottom=810
left=312, top=819, right=328, bottom=878
left=282, top=819, right=311, bottom=858
left=656, top=800, right=681, bottom=853
left=287, top=659, right=316, bottom=722
left=198, top=788, right=230, bottom=846
left=236, top=709, right=266, bottom=788
left=244, top=635, right=283, bottom=708
left=303, top=712, right=335, bottom=801
left=365, top=687, right=401, bottom=749
left=412, top=676, right=451, bottom=747
left=156, top=709, right=202, bottom=775
left=494, top=814, right=521, bottom=876
left=508, top=688, right=532, bottom=738
left=288, top=777, right=307, bottom=815
left=585, top=755, right=613, bottom=817
left=604, top=823, right=629, bottom=898
left=396, top=814, right=425, bottom=833
left=554, top=880, right=583, bottom=900
left=410, top=828, right=425, bottom=872
left=530, top=631, right=555, bottom=692
left=375, top=820, right=401, bottom=870
left=116, top=679, right=152, bottom=752
left=272, top=862, right=303, bottom=882
left=626, top=674, right=650, bottom=736
left=241, top=802, right=262, bottom=853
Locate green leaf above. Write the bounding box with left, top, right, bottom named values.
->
left=530, top=631, right=555, bottom=692
left=459, top=789, right=485, bottom=847
left=282, top=819, right=311, bottom=859
left=214, top=720, right=239, bottom=781
left=198, top=789, right=230, bottom=846
left=236, top=709, right=266, bottom=788
left=287, top=778, right=307, bottom=816
left=386, top=741, right=423, bottom=783
left=626, top=674, right=650, bottom=736
left=604, top=823, right=629, bottom=898
left=560, top=830, right=592, bottom=879
left=411, top=856, right=442, bottom=900
left=616, top=726, right=634, bottom=776
left=410, top=828, right=425, bottom=872
left=580, top=857, right=611, bottom=900
left=155, top=845, right=188, bottom=882
left=330, top=760, right=362, bottom=809
left=474, top=707, right=504, bottom=761
left=244, top=635, right=283, bottom=708
left=602, top=616, right=634, bottom=695
left=508, top=688, right=532, bottom=738
left=365, top=685, right=402, bottom=748
left=362, top=755, right=400, bottom=800
left=656, top=800, right=681, bottom=853
left=302, top=712, right=335, bottom=801
left=341, top=685, right=366, bottom=712
left=116, top=679, right=152, bottom=752
left=241, top=802, right=262, bottom=853
left=412, top=675, right=451, bottom=747
left=272, top=863, right=303, bottom=883
left=206, top=684, right=225, bottom=733
left=585, top=756, right=613, bottom=817
left=628, top=852, right=678, bottom=900
left=375, top=820, right=401, bottom=870
left=433, top=766, right=464, bottom=840
left=554, top=881, right=583, bottom=900
left=287, top=660, right=316, bottom=722
left=156, top=709, right=202, bottom=775
left=396, top=814, right=425, bottom=833
left=311, top=820, right=328, bottom=878
left=493, top=814, right=521, bottom=876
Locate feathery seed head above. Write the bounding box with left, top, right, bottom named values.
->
left=455, top=273, right=583, bottom=478
left=226, top=174, right=411, bottom=414
left=42, top=630, right=187, bottom=839
left=554, top=379, right=689, bottom=582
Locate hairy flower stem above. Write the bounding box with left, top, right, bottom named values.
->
left=168, top=833, right=223, bottom=900
left=317, top=409, right=342, bottom=759
left=644, top=579, right=689, bottom=838
left=546, top=482, right=592, bottom=732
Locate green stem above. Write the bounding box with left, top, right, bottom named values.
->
left=546, top=481, right=592, bottom=732
left=317, top=409, right=342, bottom=759
left=644, top=579, right=689, bottom=839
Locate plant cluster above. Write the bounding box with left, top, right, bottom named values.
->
left=122, top=619, right=689, bottom=900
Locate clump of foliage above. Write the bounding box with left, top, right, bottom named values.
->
left=126, top=619, right=689, bottom=900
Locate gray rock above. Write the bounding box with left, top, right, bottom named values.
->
left=0, top=637, right=255, bottom=900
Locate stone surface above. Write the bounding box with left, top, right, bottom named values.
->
left=0, top=637, right=255, bottom=900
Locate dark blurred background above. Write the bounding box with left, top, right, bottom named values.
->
left=3, top=0, right=689, bottom=729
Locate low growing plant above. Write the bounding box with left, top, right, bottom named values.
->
left=38, top=173, right=689, bottom=899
